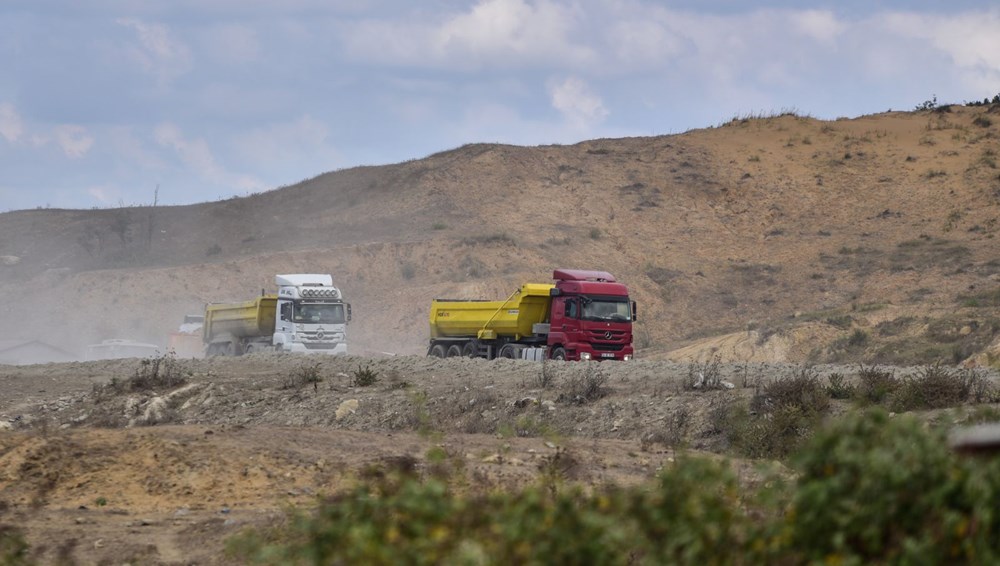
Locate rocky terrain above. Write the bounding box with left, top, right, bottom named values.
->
left=3, top=353, right=999, bottom=563
left=4, top=103, right=1000, bottom=563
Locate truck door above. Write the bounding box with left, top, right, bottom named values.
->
left=275, top=300, right=294, bottom=339
left=550, top=297, right=582, bottom=350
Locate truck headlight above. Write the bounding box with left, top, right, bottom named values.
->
left=624, top=354, right=632, bottom=361
left=580, top=352, right=592, bottom=361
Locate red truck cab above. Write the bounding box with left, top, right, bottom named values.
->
left=547, top=269, right=636, bottom=361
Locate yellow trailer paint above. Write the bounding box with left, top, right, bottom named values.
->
left=430, top=283, right=555, bottom=340
left=203, top=295, right=278, bottom=342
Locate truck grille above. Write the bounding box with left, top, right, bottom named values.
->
left=592, top=343, right=625, bottom=352
left=304, top=343, right=339, bottom=350
left=588, top=329, right=628, bottom=342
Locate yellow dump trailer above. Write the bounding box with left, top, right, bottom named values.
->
left=430, top=283, right=555, bottom=340
left=203, top=295, right=277, bottom=355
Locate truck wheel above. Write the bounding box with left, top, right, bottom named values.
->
left=551, top=347, right=567, bottom=361
left=446, top=345, right=462, bottom=357
left=461, top=342, right=477, bottom=357
left=498, top=344, right=516, bottom=359
left=429, top=344, right=446, bottom=358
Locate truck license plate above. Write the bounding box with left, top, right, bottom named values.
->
left=601, top=353, right=615, bottom=358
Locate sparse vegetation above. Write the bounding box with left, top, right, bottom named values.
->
left=684, top=358, right=728, bottom=390
left=351, top=363, right=379, bottom=387
left=96, top=353, right=188, bottom=397
left=0, top=525, right=29, bottom=566
left=400, top=261, right=416, bottom=280
left=460, top=233, right=515, bottom=246
left=228, top=407, right=1000, bottom=564
left=560, top=363, right=608, bottom=404
left=288, top=362, right=323, bottom=391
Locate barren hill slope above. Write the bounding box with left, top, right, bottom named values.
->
left=2, top=105, right=1000, bottom=363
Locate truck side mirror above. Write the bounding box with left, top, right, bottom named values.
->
left=346, top=303, right=352, bottom=323
left=631, top=301, right=637, bottom=321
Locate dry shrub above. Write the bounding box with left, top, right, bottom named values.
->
left=95, top=353, right=188, bottom=399
left=560, top=364, right=609, bottom=404
left=751, top=368, right=830, bottom=417
left=825, top=372, right=856, bottom=399
left=710, top=367, right=831, bottom=459
left=855, top=365, right=900, bottom=405
left=684, top=357, right=728, bottom=390
left=889, top=364, right=989, bottom=411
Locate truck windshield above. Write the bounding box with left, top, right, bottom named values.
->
left=293, top=302, right=346, bottom=324
left=581, top=297, right=631, bottom=322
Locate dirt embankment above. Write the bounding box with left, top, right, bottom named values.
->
left=2, top=354, right=997, bottom=564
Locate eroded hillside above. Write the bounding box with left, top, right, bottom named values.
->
left=2, top=105, right=1000, bottom=363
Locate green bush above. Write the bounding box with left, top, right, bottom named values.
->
left=627, top=456, right=751, bottom=564
left=713, top=368, right=832, bottom=459
left=786, top=409, right=1000, bottom=564
left=825, top=372, right=855, bottom=399
left=0, top=525, right=30, bottom=566
left=227, top=408, right=1000, bottom=564
left=351, top=363, right=379, bottom=387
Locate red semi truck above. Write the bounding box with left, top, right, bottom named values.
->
left=428, top=269, right=636, bottom=361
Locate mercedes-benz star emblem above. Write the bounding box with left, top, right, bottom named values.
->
left=604, top=331, right=613, bottom=339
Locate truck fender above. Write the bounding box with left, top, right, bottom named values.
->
left=273, top=334, right=288, bottom=350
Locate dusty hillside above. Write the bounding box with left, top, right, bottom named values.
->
left=2, top=105, right=1000, bottom=363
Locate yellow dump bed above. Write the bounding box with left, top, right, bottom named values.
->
left=204, top=295, right=277, bottom=341
left=430, top=283, right=554, bottom=340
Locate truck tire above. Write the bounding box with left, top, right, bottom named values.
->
left=461, top=342, right=477, bottom=358
left=551, top=347, right=567, bottom=361
left=498, top=344, right=516, bottom=359
left=429, top=344, right=446, bottom=358
left=446, top=344, right=462, bottom=357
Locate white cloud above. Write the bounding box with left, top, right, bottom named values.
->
left=54, top=125, right=94, bottom=158
left=883, top=11, right=1000, bottom=71
left=342, top=0, right=594, bottom=69
left=607, top=16, right=687, bottom=70
left=154, top=122, right=266, bottom=191
left=434, top=0, right=591, bottom=66
left=0, top=103, right=24, bottom=143
left=116, top=17, right=192, bottom=83
left=791, top=10, right=846, bottom=43
left=548, top=76, right=608, bottom=130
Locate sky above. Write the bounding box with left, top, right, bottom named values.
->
left=1, top=1, right=999, bottom=212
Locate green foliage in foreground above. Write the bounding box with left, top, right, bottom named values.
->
left=229, top=410, right=1000, bottom=565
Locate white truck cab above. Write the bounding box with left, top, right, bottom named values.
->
left=273, top=274, right=351, bottom=355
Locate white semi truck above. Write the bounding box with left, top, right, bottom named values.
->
left=203, top=274, right=351, bottom=356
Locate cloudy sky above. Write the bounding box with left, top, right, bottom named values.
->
left=2, top=0, right=999, bottom=211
